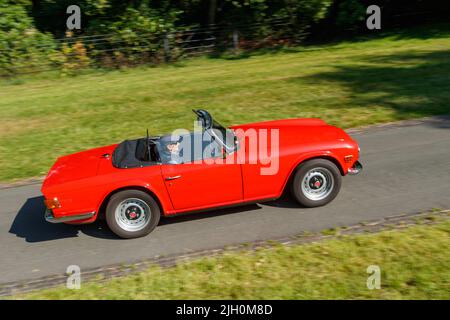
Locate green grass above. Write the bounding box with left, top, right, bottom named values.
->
left=16, top=219, right=450, bottom=299
left=1, top=24, right=450, bottom=181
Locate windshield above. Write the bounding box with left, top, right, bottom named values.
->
left=192, top=109, right=238, bottom=153
left=210, top=119, right=237, bottom=153
left=153, top=110, right=238, bottom=165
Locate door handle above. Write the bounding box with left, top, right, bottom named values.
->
left=165, top=175, right=182, bottom=181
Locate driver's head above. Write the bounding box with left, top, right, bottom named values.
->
left=166, top=141, right=180, bottom=153
left=160, top=134, right=181, bottom=154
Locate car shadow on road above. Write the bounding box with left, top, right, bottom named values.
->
left=159, top=203, right=264, bottom=226
left=159, top=194, right=303, bottom=226
left=9, top=195, right=299, bottom=242
left=264, top=194, right=300, bottom=209
left=9, top=196, right=117, bottom=243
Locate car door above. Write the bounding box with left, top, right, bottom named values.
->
left=160, top=132, right=243, bottom=211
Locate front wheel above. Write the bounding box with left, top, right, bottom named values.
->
left=106, top=190, right=161, bottom=239
left=290, top=159, right=342, bottom=207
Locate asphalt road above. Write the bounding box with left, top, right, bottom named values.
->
left=1, top=117, right=450, bottom=285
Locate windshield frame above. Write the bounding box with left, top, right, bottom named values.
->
left=209, top=119, right=238, bottom=154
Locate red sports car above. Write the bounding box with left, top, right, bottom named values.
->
left=42, top=109, right=362, bottom=238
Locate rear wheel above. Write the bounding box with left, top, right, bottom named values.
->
left=290, top=159, right=342, bottom=207
left=106, top=190, right=160, bottom=239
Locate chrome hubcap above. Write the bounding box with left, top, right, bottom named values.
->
left=301, top=167, right=334, bottom=201
left=115, top=198, right=151, bottom=232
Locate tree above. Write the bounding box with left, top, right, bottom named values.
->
left=0, top=1, right=56, bottom=75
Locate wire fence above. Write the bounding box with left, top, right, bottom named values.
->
left=0, top=10, right=444, bottom=78
left=0, top=17, right=307, bottom=77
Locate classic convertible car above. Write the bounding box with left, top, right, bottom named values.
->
left=42, top=109, right=362, bottom=238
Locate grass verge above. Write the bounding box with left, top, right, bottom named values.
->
left=14, top=218, right=450, bottom=299
left=0, top=24, right=450, bottom=181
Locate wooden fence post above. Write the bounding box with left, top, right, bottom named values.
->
left=163, top=33, right=171, bottom=62
left=232, top=30, right=239, bottom=53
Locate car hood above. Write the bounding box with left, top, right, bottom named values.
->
left=42, top=144, right=116, bottom=191
left=231, top=118, right=328, bottom=130
left=230, top=117, right=354, bottom=146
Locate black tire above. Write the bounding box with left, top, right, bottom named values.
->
left=105, top=189, right=161, bottom=239
left=290, top=159, right=342, bottom=208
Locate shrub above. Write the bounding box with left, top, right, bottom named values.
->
left=0, top=2, right=57, bottom=76
left=60, top=32, right=91, bottom=75
left=86, top=5, right=179, bottom=67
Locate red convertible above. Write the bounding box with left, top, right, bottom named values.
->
left=42, top=110, right=362, bottom=238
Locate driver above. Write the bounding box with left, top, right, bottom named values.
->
left=159, top=135, right=183, bottom=164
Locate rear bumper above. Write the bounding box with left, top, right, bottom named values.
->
left=347, top=161, right=363, bottom=175
left=45, top=209, right=96, bottom=223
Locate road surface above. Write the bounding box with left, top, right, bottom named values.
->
left=1, top=117, right=449, bottom=284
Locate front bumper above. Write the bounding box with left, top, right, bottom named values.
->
left=45, top=209, right=96, bottom=223
left=348, top=160, right=363, bottom=175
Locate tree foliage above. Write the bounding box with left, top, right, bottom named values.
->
left=0, top=0, right=448, bottom=75
left=0, top=1, right=56, bottom=75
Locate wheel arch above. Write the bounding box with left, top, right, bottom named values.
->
left=97, top=185, right=165, bottom=220
left=282, top=154, right=345, bottom=195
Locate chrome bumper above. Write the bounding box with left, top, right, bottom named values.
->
left=45, top=209, right=96, bottom=223
left=348, top=161, right=363, bottom=175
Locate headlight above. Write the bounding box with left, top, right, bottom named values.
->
left=44, top=197, right=60, bottom=209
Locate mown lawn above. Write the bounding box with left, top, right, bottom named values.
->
left=1, top=24, right=450, bottom=181
left=16, top=219, right=450, bottom=299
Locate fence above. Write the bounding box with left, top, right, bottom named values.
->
left=0, top=17, right=305, bottom=77
left=0, top=9, right=444, bottom=78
